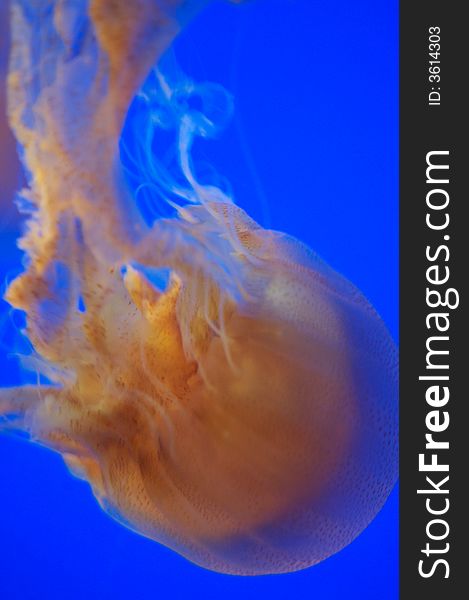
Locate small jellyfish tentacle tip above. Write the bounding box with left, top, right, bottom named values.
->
left=1, top=0, right=398, bottom=575
left=0, top=385, right=63, bottom=435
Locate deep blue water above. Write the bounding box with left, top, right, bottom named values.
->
left=0, top=1, right=398, bottom=598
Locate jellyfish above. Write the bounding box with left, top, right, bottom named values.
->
left=0, top=0, right=398, bottom=575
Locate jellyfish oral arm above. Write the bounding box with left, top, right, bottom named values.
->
left=0, top=386, right=48, bottom=416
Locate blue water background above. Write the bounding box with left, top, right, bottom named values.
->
left=0, top=0, right=398, bottom=598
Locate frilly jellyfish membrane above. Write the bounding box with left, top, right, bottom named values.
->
left=0, top=0, right=398, bottom=575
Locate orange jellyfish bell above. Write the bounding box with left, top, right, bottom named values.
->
left=0, top=0, right=398, bottom=575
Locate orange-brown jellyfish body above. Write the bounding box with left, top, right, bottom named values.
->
left=0, top=1, right=22, bottom=225
left=0, top=0, right=398, bottom=575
